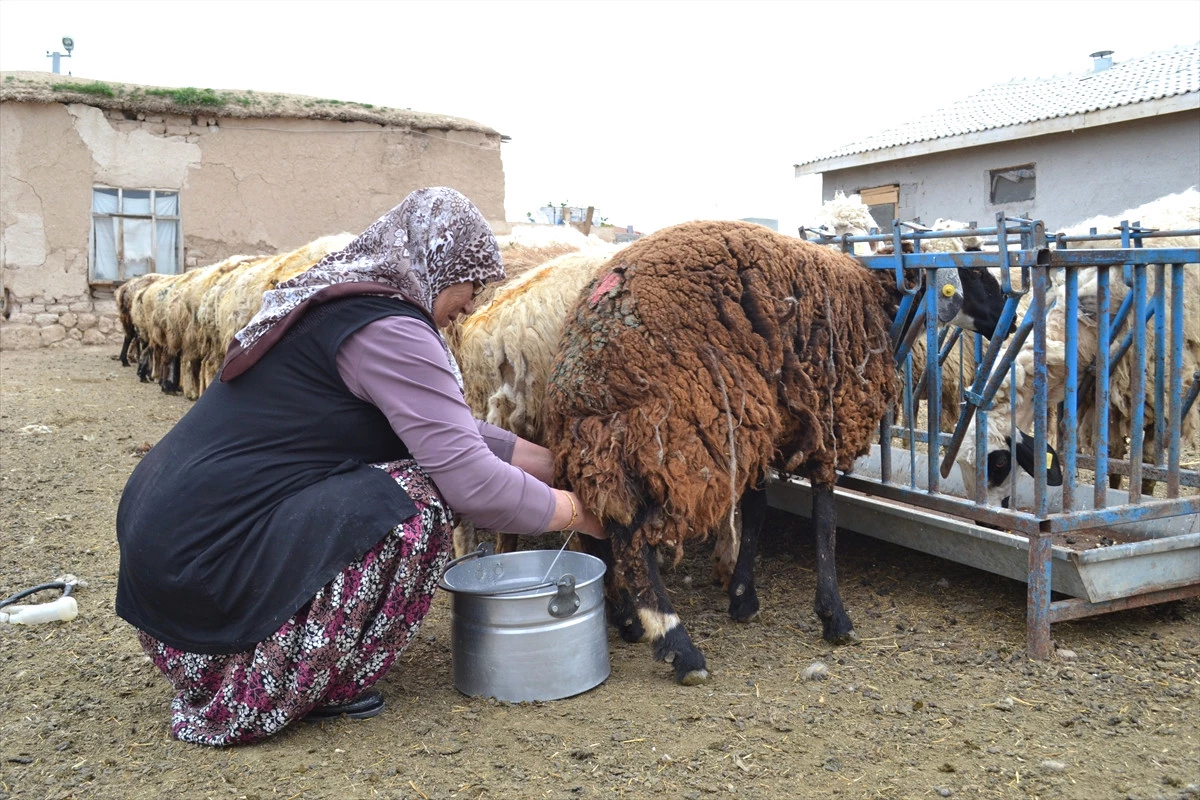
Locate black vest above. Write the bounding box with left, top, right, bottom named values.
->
left=116, top=296, right=433, bottom=654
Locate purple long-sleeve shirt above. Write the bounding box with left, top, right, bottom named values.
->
left=336, top=315, right=557, bottom=534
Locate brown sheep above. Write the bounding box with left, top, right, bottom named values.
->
left=545, top=220, right=904, bottom=684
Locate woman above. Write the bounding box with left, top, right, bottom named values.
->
left=115, top=187, right=604, bottom=746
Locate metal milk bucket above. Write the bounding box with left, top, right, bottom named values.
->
left=438, top=543, right=610, bottom=702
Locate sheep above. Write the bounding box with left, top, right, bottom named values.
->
left=139, top=255, right=261, bottom=397
left=815, top=200, right=1059, bottom=509
left=961, top=188, right=1199, bottom=496
left=207, top=234, right=355, bottom=387
left=802, top=191, right=879, bottom=255
left=115, top=273, right=165, bottom=368
left=545, top=220, right=912, bottom=684
left=450, top=246, right=620, bottom=559
left=450, top=242, right=760, bottom=614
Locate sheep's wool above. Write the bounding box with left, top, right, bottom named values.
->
left=546, top=221, right=900, bottom=557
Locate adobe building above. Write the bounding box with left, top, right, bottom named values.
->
left=0, top=71, right=506, bottom=349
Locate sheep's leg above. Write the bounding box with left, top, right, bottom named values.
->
left=579, top=533, right=645, bottom=643
left=137, top=345, right=153, bottom=382
left=728, top=486, right=764, bottom=622
left=451, top=520, right=478, bottom=559
left=119, top=332, right=134, bottom=367
left=626, top=540, right=709, bottom=685
left=494, top=532, right=519, bottom=554
left=812, top=484, right=859, bottom=645
left=161, top=355, right=182, bottom=394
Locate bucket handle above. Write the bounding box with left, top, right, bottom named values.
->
left=547, top=574, right=580, bottom=618
left=437, top=541, right=494, bottom=591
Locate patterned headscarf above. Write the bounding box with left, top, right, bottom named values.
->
left=221, top=187, right=504, bottom=382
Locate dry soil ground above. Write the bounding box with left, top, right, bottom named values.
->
left=1, top=346, right=1198, bottom=800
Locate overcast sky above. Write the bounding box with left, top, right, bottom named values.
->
left=2, top=0, right=1197, bottom=233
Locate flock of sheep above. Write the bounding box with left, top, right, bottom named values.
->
left=114, top=188, right=1199, bottom=684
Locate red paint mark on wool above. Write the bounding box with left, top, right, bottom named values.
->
left=589, top=271, right=621, bottom=306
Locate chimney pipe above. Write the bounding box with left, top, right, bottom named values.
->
left=1089, top=50, right=1114, bottom=72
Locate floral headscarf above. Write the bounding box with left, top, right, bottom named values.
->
left=221, top=187, right=504, bottom=382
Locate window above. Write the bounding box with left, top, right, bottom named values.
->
left=859, top=185, right=900, bottom=233
left=989, top=165, right=1036, bottom=204
left=91, top=187, right=181, bottom=282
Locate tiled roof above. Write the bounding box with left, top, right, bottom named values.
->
left=798, top=42, right=1199, bottom=167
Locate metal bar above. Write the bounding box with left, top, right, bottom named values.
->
left=1047, top=584, right=1200, bottom=624
left=970, top=298, right=1041, bottom=409
left=1063, top=268, right=1079, bottom=512
left=836, top=474, right=1044, bottom=533
left=894, top=305, right=928, bottom=368
left=888, top=426, right=954, bottom=447
left=1032, top=266, right=1050, bottom=516
left=938, top=294, right=1029, bottom=479
left=879, top=413, right=892, bottom=485
left=1072, top=454, right=1200, bottom=488
left=1055, top=227, right=1200, bottom=245
left=937, top=326, right=962, bottom=366
left=1168, top=267, right=1185, bottom=497
left=1041, top=495, right=1200, bottom=533
left=924, top=278, right=941, bottom=494
left=1152, top=264, right=1166, bottom=466
left=903, top=355, right=917, bottom=488
left=1185, top=369, right=1200, bottom=419
left=1043, top=247, right=1199, bottom=267
left=1077, top=282, right=1139, bottom=405
left=1094, top=268, right=1112, bottom=505
left=1129, top=265, right=1148, bottom=500
left=1026, top=531, right=1054, bottom=659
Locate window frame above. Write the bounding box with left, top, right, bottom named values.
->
left=89, top=186, right=183, bottom=285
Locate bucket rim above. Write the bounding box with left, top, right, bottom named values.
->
left=438, top=548, right=606, bottom=597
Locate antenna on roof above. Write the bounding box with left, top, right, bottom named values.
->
left=1089, top=50, right=1114, bottom=72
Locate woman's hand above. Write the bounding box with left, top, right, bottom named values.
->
left=552, top=489, right=607, bottom=540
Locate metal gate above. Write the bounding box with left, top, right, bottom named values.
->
left=776, top=214, right=1200, bottom=657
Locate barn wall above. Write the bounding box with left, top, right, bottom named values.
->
left=0, top=100, right=505, bottom=349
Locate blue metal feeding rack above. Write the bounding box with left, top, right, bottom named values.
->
left=775, top=214, right=1199, bottom=658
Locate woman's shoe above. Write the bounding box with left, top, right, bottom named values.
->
left=301, top=689, right=385, bottom=722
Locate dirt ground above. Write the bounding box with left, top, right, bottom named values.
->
left=2, top=346, right=1198, bottom=800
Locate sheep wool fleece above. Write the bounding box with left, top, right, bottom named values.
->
left=546, top=220, right=899, bottom=555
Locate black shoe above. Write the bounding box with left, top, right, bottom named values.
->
left=301, top=689, right=385, bottom=723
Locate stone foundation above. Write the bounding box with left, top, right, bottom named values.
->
left=0, top=290, right=123, bottom=350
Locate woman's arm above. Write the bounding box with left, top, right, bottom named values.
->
left=338, top=316, right=603, bottom=538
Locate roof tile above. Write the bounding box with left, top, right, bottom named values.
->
left=800, top=42, right=1199, bottom=166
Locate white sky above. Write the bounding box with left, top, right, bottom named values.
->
left=2, top=0, right=1198, bottom=233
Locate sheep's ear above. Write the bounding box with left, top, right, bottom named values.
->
left=1013, top=430, right=1064, bottom=486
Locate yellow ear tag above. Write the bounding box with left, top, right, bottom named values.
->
left=941, top=283, right=957, bottom=297
left=1046, top=452, right=1054, bottom=470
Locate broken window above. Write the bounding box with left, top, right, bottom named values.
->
left=989, top=165, right=1036, bottom=204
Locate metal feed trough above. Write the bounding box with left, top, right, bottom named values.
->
left=779, top=214, right=1199, bottom=658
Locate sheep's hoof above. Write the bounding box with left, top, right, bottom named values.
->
left=829, top=629, right=861, bottom=646
left=677, top=668, right=711, bottom=686
left=728, top=586, right=760, bottom=622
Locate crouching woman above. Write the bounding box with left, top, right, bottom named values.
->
left=115, top=187, right=604, bottom=746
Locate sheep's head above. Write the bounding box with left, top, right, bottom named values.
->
left=955, top=416, right=1063, bottom=508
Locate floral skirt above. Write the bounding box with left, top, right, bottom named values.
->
left=137, top=460, right=453, bottom=746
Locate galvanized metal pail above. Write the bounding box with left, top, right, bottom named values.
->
left=438, top=544, right=610, bottom=702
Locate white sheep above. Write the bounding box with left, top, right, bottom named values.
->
left=450, top=245, right=620, bottom=558
left=965, top=188, right=1200, bottom=493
